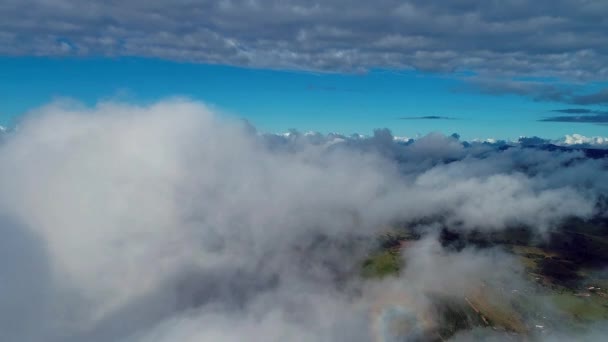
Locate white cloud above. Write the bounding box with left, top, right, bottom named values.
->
left=0, top=99, right=605, bottom=341
left=558, top=133, right=608, bottom=147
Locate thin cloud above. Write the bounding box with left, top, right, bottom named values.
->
left=399, top=115, right=457, bottom=120
left=570, top=88, right=608, bottom=105
left=550, top=108, right=605, bottom=114
left=540, top=114, right=608, bottom=123
left=466, top=77, right=608, bottom=105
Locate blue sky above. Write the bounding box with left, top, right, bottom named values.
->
left=1, top=57, right=606, bottom=141
left=2, top=1, right=608, bottom=140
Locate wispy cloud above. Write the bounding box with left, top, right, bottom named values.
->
left=550, top=108, right=608, bottom=114
left=541, top=108, right=608, bottom=123
left=466, top=77, right=608, bottom=105
left=399, top=115, right=456, bottom=120
left=540, top=114, right=608, bottom=123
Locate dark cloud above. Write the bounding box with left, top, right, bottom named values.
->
left=399, top=116, right=456, bottom=120
left=1, top=0, right=608, bottom=80
left=467, top=77, right=608, bottom=105
left=540, top=114, right=608, bottom=123
left=570, top=88, right=608, bottom=105
left=518, top=136, right=550, bottom=146
left=551, top=108, right=597, bottom=114
left=462, top=78, right=573, bottom=102
left=539, top=108, right=608, bottom=124
left=542, top=108, right=608, bottom=123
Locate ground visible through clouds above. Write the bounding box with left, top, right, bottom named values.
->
left=0, top=99, right=607, bottom=341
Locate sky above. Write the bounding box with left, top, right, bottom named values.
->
left=1, top=0, right=608, bottom=139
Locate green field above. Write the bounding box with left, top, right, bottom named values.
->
left=361, top=249, right=401, bottom=278
left=360, top=223, right=608, bottom=339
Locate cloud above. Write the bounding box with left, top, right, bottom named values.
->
left=464, top=78, right=575, bottom=102
left=550, top=108, right=608, bottom=114
left=540, top=114, right=608, bottom=123
left=399, top=115, right=456, bottom=120
left=555, top=134, right=608, bottom=147
left=466, top=78, right=608, bottom=105
left=569, top=88, right=608, bottom=105
left=0, top=99, right=606, bottom=341
left=1, top=1, right=608, bottom=80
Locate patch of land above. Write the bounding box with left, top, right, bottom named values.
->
left=361, top=217, right=608, bottom=339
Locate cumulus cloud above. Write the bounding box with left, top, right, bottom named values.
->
left=1, top=0, right=608, bottom=81
left=556, top=134, right=608, bottom=147
left=0, top=99, right=606, bottom=341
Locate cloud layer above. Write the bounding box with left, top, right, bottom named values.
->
left=2, top=0, right=608, bottom=81
left=0, top=99, right=606, bottom=341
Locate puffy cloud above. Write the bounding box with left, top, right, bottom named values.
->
left=0, top=99, right=606, bottom=341
left=557, top=134, right=608, bottom=147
